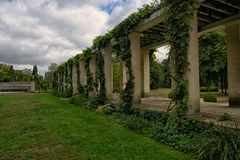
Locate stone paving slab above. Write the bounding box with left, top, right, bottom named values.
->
left=136, top=96, right=240, bottom=122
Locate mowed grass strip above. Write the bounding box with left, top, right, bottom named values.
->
left=0, top=93, right=191, bottom=160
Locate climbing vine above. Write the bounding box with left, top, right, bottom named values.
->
left=96, top=47, right=107, bottom=105
left=64, top=63, right=68, bottom=90
left=83, top=48, right=94, bottom=97
left=115, top=37, right=134, bottom=113
left=162, top=0, right=194, bottom=117
left=52, top=72, right=58, bottom=91
left=68, top=59, right=73, bottom=92
left=75, top=54, right=85, bottom=95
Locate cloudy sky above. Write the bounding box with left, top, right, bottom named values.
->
left=0, top=0, right=168, bottom=75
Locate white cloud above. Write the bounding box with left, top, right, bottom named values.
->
left=0, top=0, right=159, bottom=75
left=107, top=0, right=153, bottom=27
left=156, top=45, right=170, bottom=62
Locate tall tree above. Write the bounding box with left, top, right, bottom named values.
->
left=150, top=52, right=171, bottom=89
left=199, top=29, right=227, bottom=94
left=150, top=52, right=163, bottom=89
left=31, top=65, right=38, bottom=81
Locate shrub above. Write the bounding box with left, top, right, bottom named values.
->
left=142, top=110, right=168, bottom=124
left=69, top=95, right=88, bottom=105
left=64, top=88, right=73, bottom=98
left=52, top=90, right=57, bottom=95
left=54, top=89, right=72, bottom=98
left=210, top=86, right=218, bottom=92
left=69, top=97, right=74, bottom=104
left=82, top=97, right=101, bottom=109
left=96, top=103, right=115, bottom=115
left=203, top=93, right=217, bottom=102
left=168, top=89, right=176, bottom=100
left=77, top=85, right=85, bottom=95
left=200, top=87, right=208, bottom=92
left=218, top=113, right=232, bottom=122
left=130, top=108, right=141, bottom=116
left=56, top=91, right=65, bottom=98
left=70, top=95, right=110, bottom=110
left=165, top=117, right=213, bottom=136
left=118, top=115, right=161, bottom=136
left=196, top=126, right=240, bottom=160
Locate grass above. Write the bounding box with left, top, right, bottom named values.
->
left=0, top=93, right=191, bottom=160
left=149, top=88, right=171, bottom=98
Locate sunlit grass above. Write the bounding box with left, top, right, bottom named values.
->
left=0, top=93, right=191, bottom=160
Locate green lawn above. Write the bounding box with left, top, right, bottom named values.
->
left=0, top=93, right=191, bottom=160
left=149, top=88, right=172, bottom=98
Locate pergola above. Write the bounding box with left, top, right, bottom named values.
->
left=139, top=0, right=240, bottom=49
left=68, top=0, right=240, bottom=115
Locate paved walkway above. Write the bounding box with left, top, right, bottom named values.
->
left=113, top=93, right=240, bottom=128
left=138, top=96, right=240, bottom=120
left=133, top=96, right=240, bottom=129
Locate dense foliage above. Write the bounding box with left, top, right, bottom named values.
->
left=31, top=65, right=47, bottom=90
left=199, top=29, right=227, bottom=94
left=0, top=64, right=31, bottom=82
left=0, top=64, right=49, bottom=91
left=96, top=48, right=107, bottom=105
left=150, top=53, right=163, bottom=89
left=150, top=52, right=171, bottom=89
left=162, top=0, right=194, bottom=120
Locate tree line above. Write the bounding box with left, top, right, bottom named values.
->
left=0, top=64, right=50, bottom=91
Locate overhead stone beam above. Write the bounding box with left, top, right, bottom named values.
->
left=199, top=13, right=240, bottom=34
left=133, top=9, right=166, bottom=32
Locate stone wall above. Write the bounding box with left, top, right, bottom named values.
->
left=0, top=81, right=35, bottom=92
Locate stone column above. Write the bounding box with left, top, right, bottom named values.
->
left=120, top=61, right=127, bottom=90
left=226, top=23, right=240, bottom=106
left=185, top=8, right=200, bottom=115
left=89, top=54, right=96, bottom=97
left=72, top=63, right=78, bottom=95
left=59, top=73, right=62, bottom=91
left=120, top=61, right=123, bottom=90
left=130, top=32, right=141, bottom=103
left=102, top=46, right=113, bottom=100
left=79, top=60, right=86, bottom=86
left=141, top=52, right=144, bottom=96
left=31, top=81, right=35, bottom=92
left=141, top=49, right=150, bottom=97
left=57, top=73, right=60, bottom=91
left=68, top=64, right=71, bottom=89
left=61, top=72, right=64, bottom=91
left=63, top=72, right=66, bottom=91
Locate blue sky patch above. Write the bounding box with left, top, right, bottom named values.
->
left=100, top=0, right=129, bottom=14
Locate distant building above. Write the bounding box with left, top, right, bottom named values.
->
left=20, top=68, right=32, bottom=75
left=48, top=63, right=58, bottom=72
left=45, top=63, right=58, bottom=88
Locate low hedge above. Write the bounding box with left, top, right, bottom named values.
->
left=203, top=93, right=217, bottom=102
left=200, top=86, right=219, bottom=92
